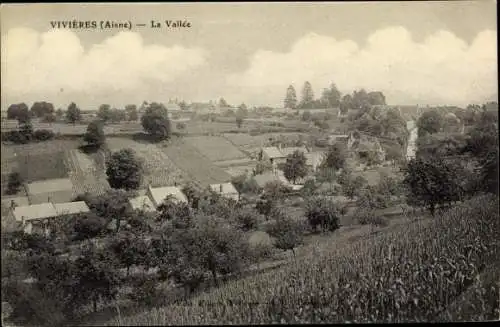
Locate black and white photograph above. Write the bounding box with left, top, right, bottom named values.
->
left=1, top=2, right=498, bottom=326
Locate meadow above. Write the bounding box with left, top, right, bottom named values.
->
left=111, top=195, right=499, bottom=325
left=185, top=136, right=248, bottom=162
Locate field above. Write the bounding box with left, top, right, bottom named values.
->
left=160, top=138, right=232, bottom=186
left=65, top=149, right=110, bottom=196
left=223, top=132, right=309, bottom=156
left=106, top=137, right=190, bottom=188
left=185, top=136, right=248, bottom=162
left=17, top=152, right=69, bottom=183
left=113, top=195, right=500, bottom=325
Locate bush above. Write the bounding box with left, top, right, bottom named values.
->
left=128, top=276, right=160, bottom=307
left=305, top=196, right=341, bottom=233
left=32, top=129, right=55, bottom=141
left=355, top=208, right=389, bottom=227
left=234, top=208, right=260, bottom=231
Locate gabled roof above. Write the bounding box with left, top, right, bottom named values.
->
left=209, top=183, right=238, bottom=195
left=26, top=178, right=73, bottom=195
left=53, top=201, right=90, bottom=216
left=129, top=195, right=156, bottom=212
left=261, top=147, right=285, bottom=159
left=13, top=203, right=57, bottom=222
left=148, top=186, right=188, bottom=207
left=280, top=146, right=308, bottom=157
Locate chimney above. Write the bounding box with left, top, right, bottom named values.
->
left=219, top=184, right=223, bottom=193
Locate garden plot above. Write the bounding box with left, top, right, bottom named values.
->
left=18, top=151, right=69, bottom=182
left=185, top=136, right=248, bottom=162
left=106, top=137, right=189, bottom=188
left=64, top=150, right=110, bottom=196
left=160, top=139, right=232, bottom=186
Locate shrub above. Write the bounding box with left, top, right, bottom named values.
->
left=305, top=196, right=341, bottom=233
left=266, top=214, right=304, bottom=257
left=32, top=129, right=55, bottom=141
left=234, top=208, right=260, bottom=231
left=355, top=208, right=389, bottom=227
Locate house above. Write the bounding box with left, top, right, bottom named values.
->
left=166, top=103, right=181, bottom=112
left=305, top=151, right=326, bottom=172
left=129, top=195, right=156, bottom=212
left=26, top=178, right=74, bottom=205
left=347, top=132, right=386, bottom=164
left=328, top=134, right=349, bottom=145
left=9, top=201, right=90, bottom=235
left=259, top=146, right=287, bottom=166
left=53, top=201, right=90, bottom=216
left=210, top=183, right=239, bottom=201
left=146, top=185, right=188, bottom=207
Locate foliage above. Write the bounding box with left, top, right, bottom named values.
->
left=69, top=212, right=108, bottom=241
left=7, top=103, right=30, bottom=123
left=340, top=172, right=367, bottom=200
left=284, top=85, right=298, bottom=109
left=354, top=208, right=388, bottom=227
left=176, top=122, right=186, bottom=130
left=125, top=104, right=138, bottom=121
left=6, top=171, right=23, bottom=195
left=356, top=186, right=390, bottom=210
left=109, top=232, right=149, bottom=276
left=299, top=81, right=315, bottom=109
left=141, top=102, right=172, bottom=140
left=97, top=104, right=112, bottom=122
left=32, top=129, right=55, bottom=141
left=83, top=120, right=106, bottom=148
left=233, top=207, right=260, bottom=231
left=30, top=101, right=55, bottom=118
left=305, top=196, right=341, bottom=233
left=417, top=109, right=443, bottom=138
left=321, top=142, right=347, bottom=170
left=232, top=174, right=260, bottom=195
left=106, top=148, right=143, bottom=190
left=266, top=213, right=304, bottom=257
left=403, top=158, right=464, bottom=216
left=254, top=160, right=274, bottom=175
left=66, top=102, right=81, bottom=125
left=283, top=150, right=308, bottom=184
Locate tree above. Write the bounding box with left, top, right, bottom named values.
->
left=125, top=104, right=138, bottom=121
left=178, top=101, right=188, bottom=111
left=97, top=104, right=112, bottom=122
left=233, top=207, right=260, bottom=231
left=305, top=196, right=341, bottom=233
left=266, top=213, right=304, bottom=258
left=20, top=120, right=34, bottom=140
left=283, top=150, right=308, bottom=184
left=69, top=212, right=108, bottom=241
left=66, top=102, right=81, bottom=125
left=235, top=106, right=247, bottom=128
left=109, top=108, right=126, bottom=123
left=403, top=158, right=463, bottom=216
left=340, top=171, right=367, bottom=200
left=73, top=246, right=120, bottom=313
left=110, top=232, right=149, bottom=276
left=322, top=82, right=342, bottom=108
left=6, top=172, right=23, bottom=195
left=321, top=142, right=347, bottom=170
left=7, top=103, right=30, bottom=123
left=284, top=85, right=298, bottom=109
left=302, top=111, right=312, bottom=121
left=367, top=91, right=386, bottom=105
left=219, top=98, right=229, bottom=108
left=339, top=94, right=353, bottom=115
left=141, top=102, right=171, bottom=139
left=55, top=108, right=64, bottom=119
left=106, top=148, right=143, bottom=190
left=83, top=120, right=105, bottom=148
left=30, top=101, right=55, bottom=118
left=417, top=109, right=443, bottom=138
left=300, top=81, right=315, bottom=108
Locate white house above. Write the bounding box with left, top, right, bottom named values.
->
left=146, top=185, right=188, bottom=207
left=210, top=183, right=239, bottom=201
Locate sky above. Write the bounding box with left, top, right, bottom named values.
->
left=1, top=2, right=497, bottom=110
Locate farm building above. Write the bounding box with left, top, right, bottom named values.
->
left=328, top=134, right=349, bottom=145
left=8, top=201, right=88, bottom=235
left=259, top=147, right=286, bottom=166
left=146, top=185, right=188, bottom=207
left=279, top=146, right=309, bottom=157
left=129, top=195, right=156, bottom=212
left=305, top=151, right=326, bottom=172
left=26, top=178, right=74, bottom=205
left=53, top=201, right=90, bottom=216
left=210, top=182, right=239, bottom=201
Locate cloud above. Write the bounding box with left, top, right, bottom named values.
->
left=1, top=28, right=207, bottom=107
left=228, top=27, right=497, bottom=106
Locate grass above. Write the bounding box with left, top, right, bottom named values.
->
left=18, top=152, right=69, bottom=182
left=185, top=136, right=248, bottom=162
left=110, top=195, right=499, bottom=325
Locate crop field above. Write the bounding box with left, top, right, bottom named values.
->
left=1, top=139, right=82, bottom=157
left=17, top=151, right=69, bottom=182
left=64, top=149, right=110, bottom=196
left=223, top=132, right=309, bottom=156
left=160, top=139, right=232, bottom=186
left=114, top=195, right=499, bottom=325
left=185, top=136, right=248, bottom=162
left=106, top=137, right=190, bottom=188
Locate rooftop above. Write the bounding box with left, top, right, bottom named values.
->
left=262, top=147, right=285, bottom=159
left=129, top=195, right=156, bottom=212
left=148, top=185, right=188, bottom=206
left=53, top=201, right=90, bottom=216
left=280, top=146, right=308, bottom=157
left=209, top=182, right=239, bottom=195
left=13, top=203, right=57, bottom=222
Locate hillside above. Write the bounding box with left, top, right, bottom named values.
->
left=108, top=195, right=499, bottom=325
